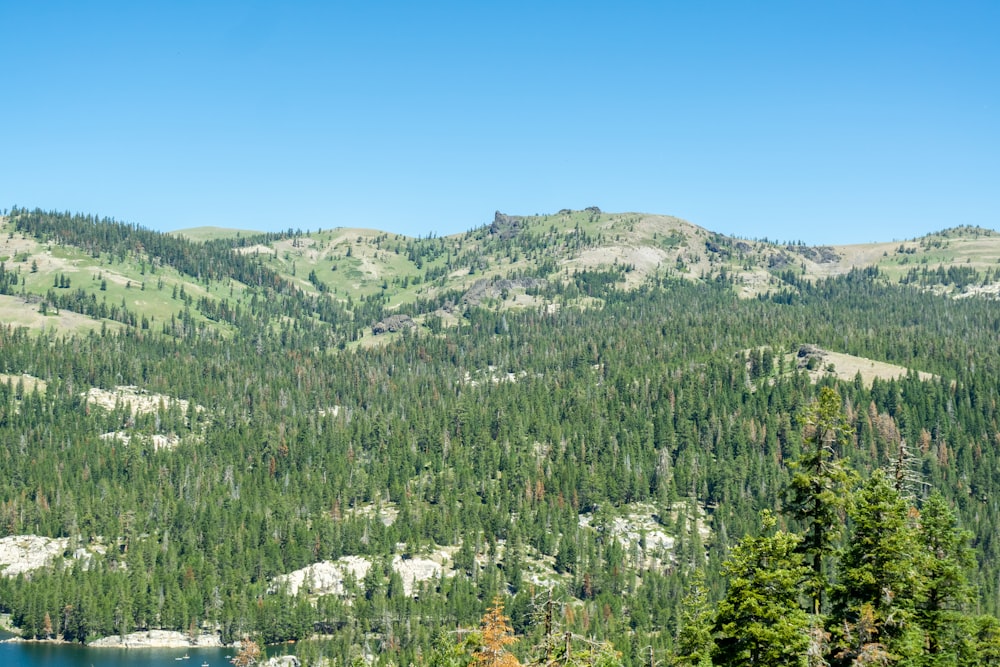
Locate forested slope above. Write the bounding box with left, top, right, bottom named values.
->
left=0, top=209, right=999, bottom=665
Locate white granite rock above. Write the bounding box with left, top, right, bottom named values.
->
left=0, top=535, right=69, bottom=577
left=88, top=629, right=223, bottom=648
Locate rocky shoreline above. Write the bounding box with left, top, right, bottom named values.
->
left=1, top=631, right=304, bottom=667
left=1, top=629, right=229, bottom=648
left=89, top=629, right=226, bottom=648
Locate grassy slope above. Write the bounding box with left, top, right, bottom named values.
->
left=170, top=226, right=262, bottom=241
left=3, top=213, right=999, bottom=338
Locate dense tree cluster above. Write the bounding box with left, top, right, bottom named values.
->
left=0, top=211, right=999, bottom=666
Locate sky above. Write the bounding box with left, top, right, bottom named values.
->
left=1, top=1, right=997, bottom=245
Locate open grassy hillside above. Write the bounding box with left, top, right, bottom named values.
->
left=3, top=209, right=999, bottom=342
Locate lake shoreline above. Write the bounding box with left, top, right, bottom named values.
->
left=1, top=629, right=232, bottom=649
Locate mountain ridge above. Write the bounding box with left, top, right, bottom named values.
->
left=4, top=207, right=999, bottom=340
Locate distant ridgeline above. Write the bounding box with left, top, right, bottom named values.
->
left=0, top=208, right=999, bottom=665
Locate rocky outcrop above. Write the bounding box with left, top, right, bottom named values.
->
left=797, top=344, right=827, bottom=369
left=489, top=211, right=523, bottom=239
left=265, top=656, right=302, bottom=667
left=84, top=385, right=203, bottom=416
left=0, top=535, right=105, bottom=579
left=768, top=252, right=795, bottom=269
left=391, top=555, right=443, bottom=595
left=787, top=244, right=840, bottom=263
left=0, top=535, right=69, bottom=577
left=88, top=629, right=224, bottom=648
left=461, top=278, right=546, bottom=306
left=371, top=314, right=416, bottom=335
left=276, top=552, right=447, bottom=597
left=276, top=556, right=371, bottom=597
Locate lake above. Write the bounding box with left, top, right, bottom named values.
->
left=0, top=631, right=282, bottom=667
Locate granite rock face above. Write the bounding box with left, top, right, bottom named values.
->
left=277, top=553, right=446, bottom=597
left=0, top=535, right=69, bottom=577
left=88, top=630, right=223, bottom=648
left=461, top=278, right=546, bottom=306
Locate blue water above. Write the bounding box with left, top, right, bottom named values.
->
left=0, top=632, right=282, bottom=667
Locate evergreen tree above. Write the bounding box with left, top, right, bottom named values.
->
left=674, top=570, right=715, bottom=667
left=785, top=387, right=854, bottom=615
left=713, top=511, right=810, bottom=667
left=916, top=490, right=975, bottom=661
left=833, top=470, right=925, bottom=663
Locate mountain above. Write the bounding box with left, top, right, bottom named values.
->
left=1, top=206, right=1000, bottom=665
left=3, top=207, right=999, bottom=342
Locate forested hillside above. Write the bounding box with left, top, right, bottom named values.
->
left=1, top=208, right=1000, bottom=665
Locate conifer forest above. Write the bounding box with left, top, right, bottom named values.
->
left=2, top=208, right=1000, bottom=666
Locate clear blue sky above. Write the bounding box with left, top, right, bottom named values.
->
left=2, top=1, right=997, bottom=244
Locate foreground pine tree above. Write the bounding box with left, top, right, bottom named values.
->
left=833, top=470, right=924, bottom=664
left=674, top=570, right=715, bottom=667
left=785, top=387, right=855, bottom=616
left=915, top=490, right=975, bottom=662
left=713, top=511, right=810, bottom=667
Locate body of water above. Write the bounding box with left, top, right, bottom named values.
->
left=0, top=632, right=282, bottom=667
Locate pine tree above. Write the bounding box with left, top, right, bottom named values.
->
left=833, top=470, right=925, bottom=663
left=475, top=596, right=520, bottom=667
left=916, top=490, right=975, bottom=660
left=785, top=387, right=854, bottom=615
left=713, top=511, right=811, bottom=667
left=674, top=570, right=715, bottom=667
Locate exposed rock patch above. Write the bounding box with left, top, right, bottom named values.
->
left=265, top=657, right=302, bottom=667
left=796, top=344, right=826, bottom=368
left=371, top=314, right=416, bottom=335
left=577, top=501, right=709, bottom=571
left=277, top=556, right=371, bottom=597
left=0, top=535, right=103, bottom=577
left=391, top=555, right=444, bottom=595
left=0, top=536, right=69, bottom=577
left=768, top=252, right=795, bottom=269
left=84, top=386, right=204, bottom=416
left=786, top=345, right=937, bottom=388
left=277, top=552, right=448, bottom=597
left=489, top=211, right=524, bottom=239
left=461, top=278, right=546, bottom=306
left=346, top=503, right=398, bottom=526
left=100, top=431, right=182, bottom=451
left=788, top=245, right=840, bottom=263
left=0, top=373, right=47, bottom=394
left=462, top=366, right=527, bottom=387
left=88, top=629, right=223, bottom=648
